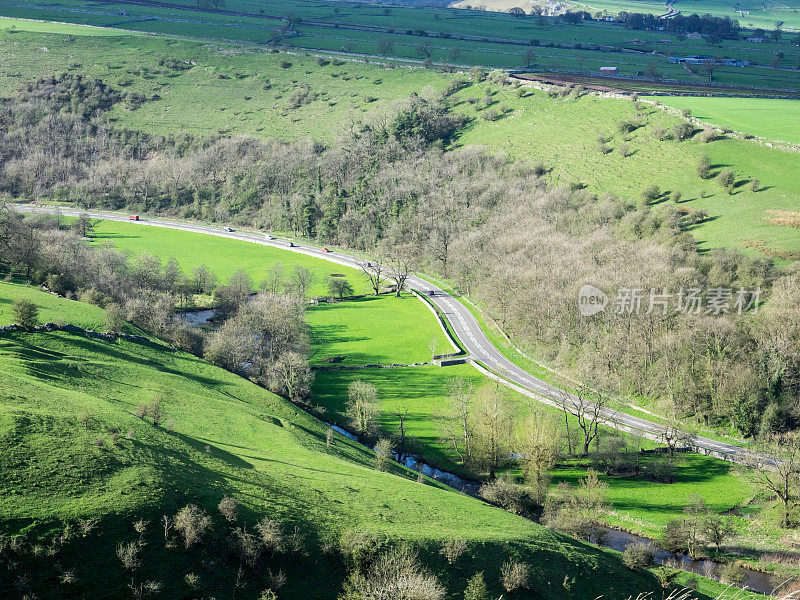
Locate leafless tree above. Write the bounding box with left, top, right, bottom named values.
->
left=174, top=504, right=212, bottom=548
left=360, top=258, right=385, bottom=296
left=562, top=386, right=609, bottom=455
left=385, top=244, right=417, bottom=298
left=439, top=378, right=474, bottom=464
left=395, top=403, right=409, bottom=462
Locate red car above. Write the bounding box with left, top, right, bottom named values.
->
left=321, top=247, right=331, bottom=253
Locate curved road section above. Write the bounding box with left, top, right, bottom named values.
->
left=15, top=204, right=772, bottom=466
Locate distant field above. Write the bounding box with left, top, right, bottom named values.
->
left=88, top=220, right=371, bottom=297
left=566, top=0, right=800, bottom=29
left=2, top=0, right=800, bottom=91
left=3, top=25, right=796, bottom=259
left=650, top=96, right=800, bottom=144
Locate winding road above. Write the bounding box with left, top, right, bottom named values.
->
left=15, top=204, right=773, bottom=467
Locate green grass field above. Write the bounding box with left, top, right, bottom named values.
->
left=2, top=0, right=800, bottom=90
left=567, top=0, right=800, bottom=30
left=308, top=294, right=453, bottom=366
left=650, top=96, right=800, bottom=144
left=88, top=219, right=371, bottom=297
left=0, top=322, right=662, bottom=599
left=551, top=455, right=754, bottom=537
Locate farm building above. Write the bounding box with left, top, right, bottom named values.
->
left=599, top=66, right=618, bottom=74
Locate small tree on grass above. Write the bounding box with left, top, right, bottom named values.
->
left=750, top=178, right=760, bottom=192
left=673, top=121, right=694, bottom=141
left=500, top=559, right=530, bottom=592
left=174, top=504, right=211, bottom=549
left=256, top=517, right=284, bottom=556
left=105, top=303, right=125, bottom=334
left=340, top=548, right=445, bottom=600
left=328, top=276, right=354, bottom=300
left=116, top=540, right=143, bottom=570
left=697, top=155, right=711, bottom=179
left=622, top=542, right=654, bottom=570
left=440, top=538, right=468, bottom=565
left=640, top=184, right=661, bottom=207
left=148, top=400, right=164, bottom=426
left=12, top=299, right=38, bottom=328
left=346, top=379, right=378, bottom=435
left=374, top=438, right=393, bottom=472
left=704, top=514, right=734, bottom=554
left=464, top=572, right=490, bottom=600
left=218, top=496, right=239, bottom=523
left=717, top=168, right=736, bottom=194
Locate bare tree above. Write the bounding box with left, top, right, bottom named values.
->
left=562, top=386, right=608, bottom=455
left=385, top=244, right=417, bottom=298
left=192, top=264, right=216, bottom=294
left=439, top=378, right=475, bottom=464
left=516, top=407, right=560, bottom=503
left=473, top=383, right=513, bottom=477
left=289, top=265, right=314, bottom=300
left=395, top=403, right=409, bottom=462
left=374, top=438, right=393, bottom=471
left=266, top=350, right=314, bottom=403
left=174, top=504, right=212, bottom=548
left=72, top=212, right=94, bottom=238
left=360, top=258, right=385, bottom=296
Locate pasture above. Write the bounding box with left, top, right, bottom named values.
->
left=2, top=0, right=800, bottom=91
left=88, top=219, right=371, bottom=297
left=651, top=96, right=800, bottom=144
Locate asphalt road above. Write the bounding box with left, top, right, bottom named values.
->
left=16, top=204, right=771, bottom=466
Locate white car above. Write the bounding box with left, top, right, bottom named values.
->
left=265, top=234, right=275, bottom=240
left=223, top=227, right=233, bottom=232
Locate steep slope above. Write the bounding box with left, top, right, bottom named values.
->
left=0, top=289, right=658, bottom=599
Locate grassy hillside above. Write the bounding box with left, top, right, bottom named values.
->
left=452, top=83, right=800, bottom=257
left=0, top=294, right=660, bottom=598
left=0, top=280, right=135, bottom=332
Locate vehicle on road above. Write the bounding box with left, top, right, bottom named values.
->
left=427, top=290, right=435, bottom=296
left=288, top=242, right=296, bottom=247
left=129, top=215, right=139, bottom=221
left=265, top=234, right=275, bottom=240
left=321, top=247, right=331, bottom=253
left=223, top=227, right=233, bottom=232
